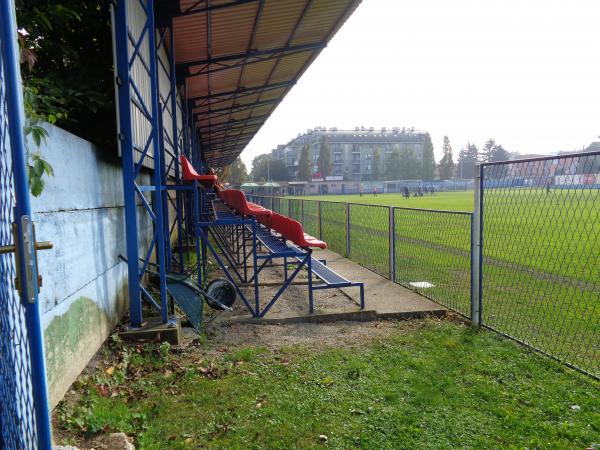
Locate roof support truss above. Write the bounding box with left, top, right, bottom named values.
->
left=178, top=42, right=325, bottom=77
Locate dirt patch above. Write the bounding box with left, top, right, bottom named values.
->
left=200, top=319, right=411, bottom=352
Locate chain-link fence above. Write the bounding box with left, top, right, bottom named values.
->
left=348, top=204, right=390, bottom=277
left=319, top=201, right=346, bottom=256
left=248, top=176, right=600, bottom=379
left=480, top=152, right=600, bottom=378
left=394, top=208, right=472, bottom=316
left=248, top=193, right=472, bottom=315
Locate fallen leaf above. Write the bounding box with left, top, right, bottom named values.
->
left=105, top=366, right=115, bottom=376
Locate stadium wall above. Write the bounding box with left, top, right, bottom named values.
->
left=30, top=124, right=152, bottom=407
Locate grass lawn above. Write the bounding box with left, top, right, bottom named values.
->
left=250, top=191, right=600, bottom=377
left=55, top=320, right=599, bottom=449
left=293, top=191, right=475, bottom=212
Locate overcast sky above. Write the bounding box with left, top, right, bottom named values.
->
left=240, top=0, right=600, bottom=167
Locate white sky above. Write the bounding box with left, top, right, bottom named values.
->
left=240, top=0, right=600, bottom=167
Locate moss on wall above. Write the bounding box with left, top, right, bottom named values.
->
left=43, top=296, right=112, bottom=407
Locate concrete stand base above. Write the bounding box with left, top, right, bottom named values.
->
left=120, top=316, right=181, bottom=345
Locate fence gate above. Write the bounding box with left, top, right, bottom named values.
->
left=0, top=1, right=53, bottom=448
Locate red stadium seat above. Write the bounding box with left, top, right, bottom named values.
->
left=180, top=155, right=218, bottom=188
left=269, top=212, right=327, bottom=249
left=225, top=190, right=272, bottom=217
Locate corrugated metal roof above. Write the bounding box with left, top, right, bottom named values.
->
left=170, top=0, right=362, bottom=167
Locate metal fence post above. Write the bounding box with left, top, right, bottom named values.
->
left=345, top=202, right=350, bottom=257
left=389, top=206, right=395, bottom=282
left=318, top=201, right=322, bottom=239
left=471, top=164, right=483, bottom=326
left=301, top=199, right=305, bottom=224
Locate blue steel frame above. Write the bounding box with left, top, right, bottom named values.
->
left=0, top=0, right=52, bottom=447
left=113, top=0, right=171, bottom=328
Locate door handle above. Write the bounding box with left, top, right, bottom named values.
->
left=0, top=220, right=53, bottom=297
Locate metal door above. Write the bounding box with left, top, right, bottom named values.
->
left=0, top=1, right=52, bottom=448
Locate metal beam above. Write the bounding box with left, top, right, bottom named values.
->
left=189, top=80, right=294, bottom=103
left=174, top=0, right=259, bottom=17
left=193, top=97, right=278, bottom=117
left=197, top=114, right=269, bottom=132
left=205, top=131, right=257, bottom=144
left=178, top=42, right=325, bottom=74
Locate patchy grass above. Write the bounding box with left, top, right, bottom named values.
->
left=55, top=320, right=599, bottom=449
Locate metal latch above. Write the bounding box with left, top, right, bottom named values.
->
left=0, top=217, right=53, bottom=301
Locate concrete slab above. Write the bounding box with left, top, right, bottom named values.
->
left=119, top=316, right=182, bottom=344
left=215, top=249, right=445, bottom=325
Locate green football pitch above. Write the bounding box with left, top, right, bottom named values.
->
left=278, top=190, right=599, bottom=377
left=293, top=191, right=474, bottom=211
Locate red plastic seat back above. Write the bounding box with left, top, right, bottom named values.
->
left=257, top=213, right=272, bottom=228
left=270, top=213, right=304, bottom=244
left=180, top=155, right=200, bottom=182
left=268, top=212, right=327, bottom=248
left=179, top=155, right=218, bottom=187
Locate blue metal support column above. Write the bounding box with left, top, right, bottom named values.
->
left=169, top=21, right=185, bottom=273
left=146, top=0, right=169, bottom=323
left=113, top=0, right=169, bottom=326
left=113, top=0, right=142, bottom=327
left=0, top=1, right=52, bottom=447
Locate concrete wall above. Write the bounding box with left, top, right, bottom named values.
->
left=30, top=124, right=152, bottom=408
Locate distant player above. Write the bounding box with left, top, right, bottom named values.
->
left=372, top=187, right=378, bottom=196
left=402, top=186, right=409, bottom=199
left=545, top=177, right=553, bottom=194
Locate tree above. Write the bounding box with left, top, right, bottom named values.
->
left=251, top=154, right=289, bottom=181
left=16, top=1, right=116, bottom=149
left=438, top=136, right=456, bottom=179
left=481, top=139, right=510, bottom=178
left=251, top=154, right=270, bottom=180
left=317, top=136, right=332, bottom=177
left=372, top=147, right=381, bottom=180
left=297, top=144, right=312, bottom=181
left=457, top=143, right=478, bottom=179
left=481, top=139, right=497, bottom=163
left=488, top=143, right=510, bottom=163
left=421, top=133, right=436, bottom=180
left=398, top=149, right=421, bottom=179
left=224, top=157, right=247, bottom=185
left=384, top=149, right=402, bottom=181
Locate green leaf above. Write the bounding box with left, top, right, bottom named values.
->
left=33, top=158, right=45, bottom=177
left=34, top=8, right=53, bottom=31
left=42, top=160, right=54, bottom=177
left=32, top=130, right=41, bottom=147
left=30, top=175, right=44, bottom=197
